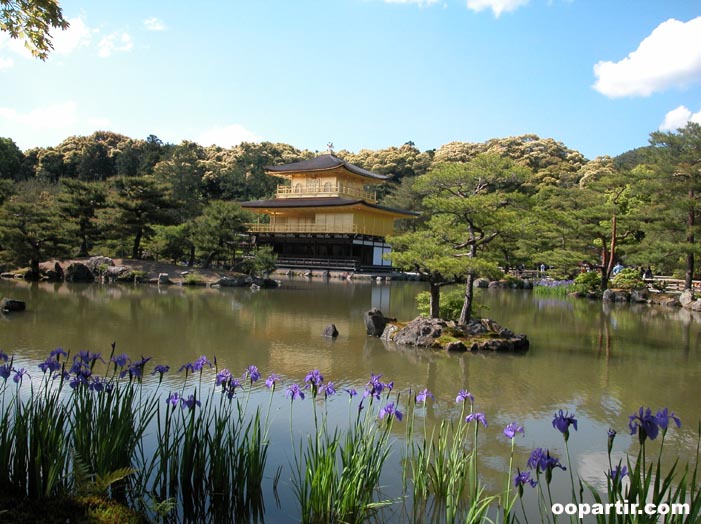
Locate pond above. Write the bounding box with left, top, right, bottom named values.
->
left=1, top=277, right=699, bottom=522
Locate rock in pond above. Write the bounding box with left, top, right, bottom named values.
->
left=364, top=308, right=394, bottom=337
left=380, top=316, right=529, bottom=352
left=322, top=324, right=339, bottom=338
left=1, top=298, right=26, bottom=312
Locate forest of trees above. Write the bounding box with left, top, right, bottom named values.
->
left=0, top=124, right=699, bottom=299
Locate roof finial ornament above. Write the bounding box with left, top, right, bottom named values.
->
left=327, top=142, right=334, bottom=154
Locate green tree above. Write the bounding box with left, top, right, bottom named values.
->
left=644, top=123, right=701, bottom=289
left=387, top=217, right=468, bottom=318
left=142, top=223, right=194, bottom=264
left=153, top=141, right=206, bottom=221
left=0, top=0, right=69, bottom=59
left=0, top=179, right=14, bottom=204
left=238, top=245, right=277, bottom=277
left=108, top=176, right=173, bottom=259
left=0, top=137, right=24, bottom=180
left=0, top=194, right=74, bottom=279
left=58, top=178, right=106, bottom=256
left=191, top=200, right=250, bottom=268
left=413, top=154, right=530, bottom=324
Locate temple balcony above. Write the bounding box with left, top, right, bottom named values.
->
left=247, top=223, right=361, bottom=234
left=246, top=222, right=393, bottom=237
left=276, top=184, right=377, bottom=202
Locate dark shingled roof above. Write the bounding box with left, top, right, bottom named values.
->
left=241, top=197, right=419, bottom=217
left=265, top=154, right=390, bottom=181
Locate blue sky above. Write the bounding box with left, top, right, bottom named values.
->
left=1, top=0, right=699, bottom=160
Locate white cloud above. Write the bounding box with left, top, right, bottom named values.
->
left=144, top=17, right=167, bottom=31
left=51, top=17, right=92, bottom=55
left=466, top=0, right=529, bottom=17
left=593, top=17, right=701, bottom=98
left=195, top=124, right=261, bottom=148
left=659, top=105, right=701, bottom=131
left=0, top=101, right=79, bottom=129
left=0, top=16, right=90, bottom=66
left=383, top=0, right=439, bottom=6
left=97, top=32, right=133, bottom=58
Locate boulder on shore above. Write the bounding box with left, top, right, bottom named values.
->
left=66, top=263, right=95, bottom=282
left=214, top=275, right=253, bottom=287
left=85, top=256, right=115, bottom=274
left=380, top=316, right=529, bottom=352
left=1, top=298, right=26, bottom=312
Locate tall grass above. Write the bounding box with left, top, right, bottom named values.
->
left=404, top=389, right=498, bottom=524
left=290, top=372, right=397, bottom=524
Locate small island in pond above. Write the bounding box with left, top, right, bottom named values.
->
left=365, top=309, right=529, bottom=353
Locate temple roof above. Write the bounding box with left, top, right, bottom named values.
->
left=265, top=154, right=390, bottom=181
left=241, top=197, right=419, bottom=217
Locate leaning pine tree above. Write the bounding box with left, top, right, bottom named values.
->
left=412, top=154, right=530, bottom=325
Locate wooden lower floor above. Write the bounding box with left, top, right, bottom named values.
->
left=253, top=232, right=394, bottom=272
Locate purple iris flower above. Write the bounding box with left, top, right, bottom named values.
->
left=286, top=383, right=305, bottom=401
left=514, top=469, right=537, bottom=489
left=379, top=402, right=403, bottom=422
left=504, top=423, right=525, bottom=439
left=192, top=356, right=212, bottom=371
left=320, top=382, right=336, bottom=398
left=121, top=356, right=151, bottom=379
left=247, top=365, right=261, bottom=383
left=178, top=362, right=195, bottom=373
left=609, top=465, right=628, bottom=482
left=265, top=373, right=281, bottom=389
left=111, top=354, right=130, bottom=368
left=181, top=394, right=201, bottom=410
left=53, top=370, right=70, bottom=382
left=345, top=388, right=357, bottom=398
left=304, top=369, right=324, bottom=387
left=629, top=407, right=660, bottom=442
left=0, top=364, right=11, bottom=381
left=0, top=350, right=9, bottom=362
left=12, top=368, right=29, bottom=385
left=39, top=357, right=61, bottom=374
left=88, top=376, right=112, bottom=393
left=527, top=448, right=566, bottom=473
left=166, top=392, right=181, bottom=407
left=151, top=364, right=170, bottom=377
left=216, top=369, right=232, bottom=386
left=656, top=408, right=681, bottom=432
left=608, top=428, right=617, bottom=453
left=365, top=373, right=391, bottom=400
left=456, top=390, right=474, bottom=404
left=415, top=388, right=434, bottom=404
left=224, top=378, right=242, bottom=399
left=553, top=409, right=578, bottom=434
left=465, top=412, right=488, bottom=427
left=74, top=351, right=104, bottom=366
left=50, top=348, right=67, bottom=359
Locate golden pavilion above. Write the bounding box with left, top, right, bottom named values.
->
left=241, top=154, right=417, bottom=271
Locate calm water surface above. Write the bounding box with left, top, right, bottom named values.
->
left=1, top=278, right=699, bottom=521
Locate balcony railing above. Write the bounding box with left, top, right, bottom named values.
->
left=276, top=184, right=376, bottom=202
left=247, top=223, right=361, bottom=234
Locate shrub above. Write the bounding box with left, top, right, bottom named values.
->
left=611, top=267, right=646, bottom=290
left=416, top=288, right=476, bottom=321
left=571, top=271, right=601, bottom=294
